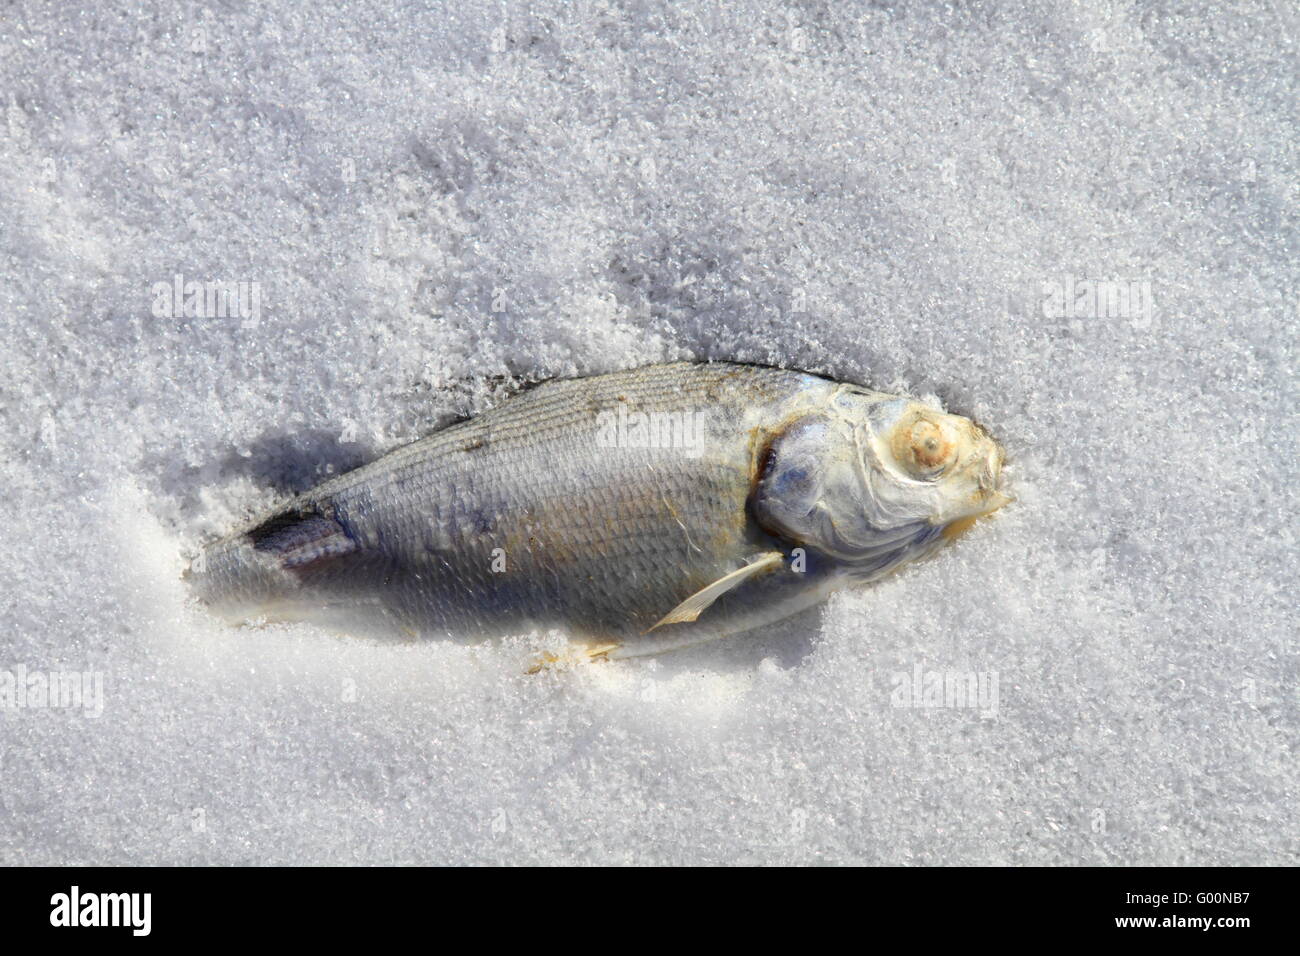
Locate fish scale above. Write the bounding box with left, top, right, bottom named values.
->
left=193, top=363, right=827, bottom=651
left=189, top=361, right=1008, bottom=659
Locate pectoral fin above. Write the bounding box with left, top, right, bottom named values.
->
left=648, top=551, right=786, bottom=632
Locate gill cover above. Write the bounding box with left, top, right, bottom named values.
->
left=753, top=390, right=939, bottom=567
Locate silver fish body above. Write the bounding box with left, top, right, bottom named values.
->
left=190, top=362, right=1008, bottom=658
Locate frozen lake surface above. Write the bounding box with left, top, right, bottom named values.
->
left=0, top=1, right=1294, bottom=864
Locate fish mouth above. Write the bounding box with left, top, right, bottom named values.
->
left=978, top=489, right=1014, bottom=516
left=942, top=444, right=1011, bottom=541
left=980, top=443, right=1013, bottom=514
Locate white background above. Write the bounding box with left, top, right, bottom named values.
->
left=0, top=1, right=1294, bottom=864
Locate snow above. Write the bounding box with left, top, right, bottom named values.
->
left=0, top=0, right=1294, bottom=864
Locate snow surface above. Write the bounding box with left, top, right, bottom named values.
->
left=1, top=0, right=1295, bottom=865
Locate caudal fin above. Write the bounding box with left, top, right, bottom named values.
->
left=186, top=504, right=359, bottom=622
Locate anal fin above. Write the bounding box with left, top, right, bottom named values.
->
left=526, top=642, right=621, bottom=674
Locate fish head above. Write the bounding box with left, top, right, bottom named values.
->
left=755, top=387, right=1009, bottom=571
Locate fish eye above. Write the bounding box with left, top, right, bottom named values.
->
left=892, top=416, right=957, bottom=479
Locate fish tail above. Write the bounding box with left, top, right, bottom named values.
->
left=185, top=504, right=359, bottom=621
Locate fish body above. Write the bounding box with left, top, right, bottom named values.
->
left=190, top=362, right=1008, bottom=659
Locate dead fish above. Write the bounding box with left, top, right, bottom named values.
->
left=188, top=362, right=1009, bottom=661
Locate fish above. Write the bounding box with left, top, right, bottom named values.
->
left=187, top=361, right=1010, bottom=661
